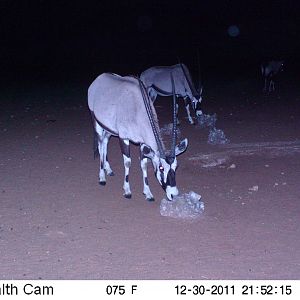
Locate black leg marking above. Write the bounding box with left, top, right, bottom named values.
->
left=119, top=138, right=130, bottom=158
left=99, top=146, right=106, bottom=185
left=106, top=154, right=114, bottom=176
left=140, top=148, right=155, bottom=201
left=144, top=177, right=149, bottom=186
left=93, top=130, right=99, bottom=159
left=120, top=138, right=131, bottom=198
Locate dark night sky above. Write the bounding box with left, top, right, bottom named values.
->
left=1, top=0, right=300, bottom=84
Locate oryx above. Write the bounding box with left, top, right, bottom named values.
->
left=88, top=73, right=188, bottom=201
left=261, top=61, right=284, bottom=92
left=140, top=63, right=202, bottom=125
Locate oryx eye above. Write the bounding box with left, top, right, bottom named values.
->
left=159, top=165, right=164, bottom=172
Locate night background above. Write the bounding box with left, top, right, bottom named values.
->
left=1, top=0, right=300, bottom=280
left=1, top=0, right=300, bottom=85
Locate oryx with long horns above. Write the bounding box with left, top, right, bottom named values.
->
left=88, top=73, right=188, bottom=201
left=261, top=60, right=284, bottom=92
left=140, top=63, right=202, bottom=125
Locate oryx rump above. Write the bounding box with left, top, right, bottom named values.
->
left=88, top=73, right=188, bottom=201
left=261, top=61, right=284, bottom=92
left=140, top=64, right=202, bottom=124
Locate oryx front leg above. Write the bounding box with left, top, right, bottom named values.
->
left=140, top=150, right=154, bottom=202
left=119, top=139, right=132, bottom=199
left=184, top=97, right=194, bottom=124
left=176, top=102, right=180, bottom=125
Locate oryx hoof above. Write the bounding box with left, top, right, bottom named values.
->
left=99, top=181, right=106, bottom=186
left=124, top=193, right=132, bottom=199
left=107, top=171, right=115, bottom=176
left=146, top=197, right=155, bottom=202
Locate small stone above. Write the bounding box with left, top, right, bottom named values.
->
left=228, top=164, right=236, bottom=169
left=249, top=185, right=258, bottom=192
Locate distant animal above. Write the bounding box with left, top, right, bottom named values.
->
left=88, top=73, right=188, bottom=201
left=140, top=64, right=202, bottom=125
left=261, top=61, right=284, bottom=92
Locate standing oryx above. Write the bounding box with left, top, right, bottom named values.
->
left=261, top=61, right=284, bottom=92
left=140, top=63, right=202, bottom=125
left=88, top=73, right=188, bottom=201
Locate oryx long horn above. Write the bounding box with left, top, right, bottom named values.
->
left=138, top=78, right=166, bottom=159
left=179, top=63, right=196, bottom=96
left=197, top=50, right=202, bottom=94
left=171, top=73, right=177, bottom=158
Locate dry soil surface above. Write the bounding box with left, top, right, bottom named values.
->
left=1, top=79, right=300, bottom=279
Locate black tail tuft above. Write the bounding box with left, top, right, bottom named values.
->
left=94, top=130, right=99, bottom=159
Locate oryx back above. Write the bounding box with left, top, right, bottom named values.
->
left=140, top=64, right=189, bottom=96
left=88, top=73, right=160, bottom=152
left=141, top=64, right=198, bottom=96
left=261, top=61, right=284, bottom=77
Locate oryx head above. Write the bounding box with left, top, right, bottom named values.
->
left=194, top=52, right=203, bottom=114
left=279, top=61, right=284, bottom=72
left=139, top=75, right=188, bottom=200
left=141, top=138, right=188, bottom=200
left=192, top=85, right=203, bottom=113
left=179, top=62, right=203, bottom=114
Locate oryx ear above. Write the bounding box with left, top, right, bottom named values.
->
left=141, top=144, right=155, bottom=159
left=175, top=138, right=188, bottom=156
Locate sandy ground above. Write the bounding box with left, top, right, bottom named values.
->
left=1, top=78, right=300, bottom=280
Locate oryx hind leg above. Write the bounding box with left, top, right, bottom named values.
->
left=270, top=79, right=275, bottom=92
left=263, top=77, right=267, bottom=92
left=140, top=145, right=154, bottom=201
left=95, top=122, right=113, bottom=185
left=119, top=139, right=132, bottom=199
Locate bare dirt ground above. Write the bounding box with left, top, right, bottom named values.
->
left=1, top=77, right=300, bottom=279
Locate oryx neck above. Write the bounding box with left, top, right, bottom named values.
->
left=138, top=78, right=166, bottom=157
